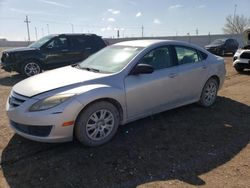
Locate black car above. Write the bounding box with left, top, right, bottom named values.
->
left=205, top=38, right=239, bottom=56
left=0, top=34, right=106, bottom=76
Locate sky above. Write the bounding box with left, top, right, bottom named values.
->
left=0, top=0, right=249, bottom=41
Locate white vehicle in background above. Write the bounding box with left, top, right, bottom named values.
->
left=233, top=28, right=250, bottom=72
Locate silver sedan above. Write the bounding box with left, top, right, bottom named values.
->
left=6, top=40, right=226, bottom=146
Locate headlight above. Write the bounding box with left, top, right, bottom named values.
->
left=29, top=94, right=75, bottom=112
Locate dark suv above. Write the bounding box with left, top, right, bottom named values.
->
left=1, top=34, right=106, bottom=76
left=205, top=38, right=239, bottom=56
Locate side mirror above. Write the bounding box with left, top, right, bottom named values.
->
left=130, top=64, right=154, bottom=75
left=46, top=45, right=53, bottom=49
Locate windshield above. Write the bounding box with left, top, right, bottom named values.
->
left=28, top=35, right=54, bottom=48
left=211, top=39, right=226, bottom=45
left=78, top=45, right=143, bottom=73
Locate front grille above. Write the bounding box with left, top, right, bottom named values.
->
left=9, top=92, right=29, bottom=107
left=240, top=52, right=250, bottom=59
left=1, top=52, right=6, bottom=62
left=11, top=121, right=52, bottom=137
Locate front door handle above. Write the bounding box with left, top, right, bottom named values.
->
left=169, top=73, right=177, bottom=78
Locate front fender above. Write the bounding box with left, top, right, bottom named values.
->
left=71, top=84, right=127, bottom=123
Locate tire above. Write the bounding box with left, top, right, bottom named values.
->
left=234, top=65, right=244, bottom=73
left=21, top=60, right=42, bottom=77
left=75, top=101, right=120, bottom=147
left=220, top=49, right=225, bottom=57
left=199, top=78, right=219, bottom=107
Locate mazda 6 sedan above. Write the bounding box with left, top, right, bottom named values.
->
left=6, top=40, right=226, bottom=146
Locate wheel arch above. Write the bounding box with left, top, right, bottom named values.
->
left=74, top=97, right=124, bottom=127
left=20, top=58, right=44, bottom=70
left=210, top=75, right=220, bottom=86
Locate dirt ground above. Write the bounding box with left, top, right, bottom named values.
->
left=0, top=50, right=249, bottom=188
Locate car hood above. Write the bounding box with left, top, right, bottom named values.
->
left=4, top=47, right=37, bottom=53
left=13, top=66, right=109, bottom=97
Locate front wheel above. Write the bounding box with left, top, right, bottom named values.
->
left=234, top=65, right=244, bottom=73
left=199, top=78, right=219, bottom=107
left=21, top=60, right=42, bottom=77
left=75, top=101, right=120, bottom=147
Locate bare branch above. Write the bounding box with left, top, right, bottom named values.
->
left=223, top=14, right=250, bottom=34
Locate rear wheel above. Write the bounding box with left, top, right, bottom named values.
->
left=75, top=101, right=120, bottom=147
left=199, top=78, right=219, bottom=107
left=21, top=60, right=42, bottom=77
left=220, top=49, right=225, bottom=56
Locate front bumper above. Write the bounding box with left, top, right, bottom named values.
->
left=6, top=94, right=84, bottom=143
left=233, top=50, right=250, bottom=69
left=0, top=61, right=17, bottom=72
left=206, top=48, right=221, bottom=55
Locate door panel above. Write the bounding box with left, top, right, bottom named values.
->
left=177, top=61, right=208, bottom=103
left=125, top=67, right=179, bottom=119
left=174, top=45, right=208, bottom=103
left=43, top=36, right=75, bottom=68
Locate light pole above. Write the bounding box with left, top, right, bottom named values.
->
left=233, top=4, right=237, bottom=33
left=47, top=24, right=50, bottom=34
left=70, top=23, right=74, bottom=33
left=35, top=27, right=38, bottom=40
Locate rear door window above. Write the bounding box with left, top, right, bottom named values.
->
left=175, top=46, right=200, bottom=65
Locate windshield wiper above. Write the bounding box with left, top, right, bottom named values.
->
left=81, top=67, right=100, bottom=72
left=72, top=64, right=101, bottom=73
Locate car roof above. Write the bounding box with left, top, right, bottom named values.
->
left=48, top=33, right=101, bottom=37
left=113, top=39, right=205, bottom=51
left=113, top=40, right=168, bottom=47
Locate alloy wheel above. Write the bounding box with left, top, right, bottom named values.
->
left=85, top=109, right=115, bottom=141
left=24, top=62, right=41, bottom=76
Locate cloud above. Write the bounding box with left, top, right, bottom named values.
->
left=107, top=9, right=120, bottom=15
left=168, top=4, right=182, bottom=10
left=38, top=0, right=70, bottom=8
left=107, top=17, right=115, bottom=22
left=101, top=26, right=112, bottom=32
left=128, top=1, right=137, bottom=6
left=136, top=12, right=142, bottom=17
left=9, top=8, right=58, bottom=16
left=197, top=5, right=206, bottom=9
left=153, top=19, right=161, bottom=24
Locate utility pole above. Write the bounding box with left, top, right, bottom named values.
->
left=117, top=29, right=120, bottom=38
left=70, top=23, right=74, bottom=33
left=47, top=24, right=50, bottom=34
left=141, top=25, right=144, bottom=38
left=41, top=28, right=44, bottom=36
left=196, top=28, right=198, bottom=35
left=35, top=27, right=38, bottom=40
left=24, top=15, right=31, bottom=43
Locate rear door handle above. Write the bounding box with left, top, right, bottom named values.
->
left=202, top=65, right=207, bottom=69
left=61, top=49, right=69, bottom=52
left=169, top=73, right=177, bottom=78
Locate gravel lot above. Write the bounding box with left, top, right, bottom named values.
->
left=0, top=49, right=249, bottom=188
